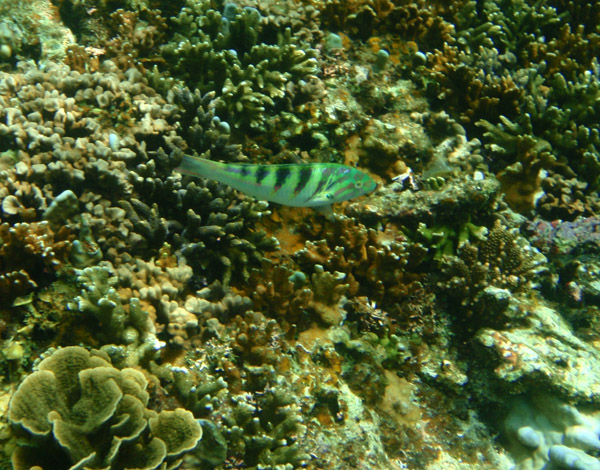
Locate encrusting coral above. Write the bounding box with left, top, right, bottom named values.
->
left=8, top=346, right=202, bottom=470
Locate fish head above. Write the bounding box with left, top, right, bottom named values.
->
left=351, top=170, right=378, bottom=197
left=311, top=167, right=377, bottom=205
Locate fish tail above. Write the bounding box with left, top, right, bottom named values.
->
left=176, top=155, right=221, bottom=178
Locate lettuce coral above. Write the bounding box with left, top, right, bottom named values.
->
left=8, top=346, right=202, bottom=470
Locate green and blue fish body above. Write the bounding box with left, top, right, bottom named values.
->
left=176, top=155, right=376, bottom=214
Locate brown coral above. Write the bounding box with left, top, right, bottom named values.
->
left=427, top=45, right=525, bottom=128
left=295, top=217, right=425, bottom=310
left=536, top=171, right=600, bottom=220
left=0, top=221, right=72, bottom=304
left=103, top=9, right=168, bottom=71
left=248, top=216, right=427, bottom=334
left=436, top=220, right=545, bottom=329
left=248, top=259, right=349, bottom=331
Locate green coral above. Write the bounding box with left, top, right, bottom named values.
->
left=8, top=346, right=202, bottom=470
left=68, top=266, right=161, bottom=365
left=421, top=0, right=600, bottom=217
left=406, top=220, right=489, bottom=261
left=160, top=0, right=317, bottom=131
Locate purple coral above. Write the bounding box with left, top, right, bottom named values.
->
left=527, top=217, right=600, bottom=256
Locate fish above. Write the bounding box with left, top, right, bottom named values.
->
left=176, top=154, right=377, bottom=216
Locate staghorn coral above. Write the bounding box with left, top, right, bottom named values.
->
left=316, top=0, right=454, bottom=46
left=166, top=86, right=242, bottom=163
left=316, top=0, right=394, bottom=38
left=185, top=280, right=253, bottom=326
left=245, top=0, right=322, bottom=45
left=476, top=64, right=600, bottom=218
left=178, top=189, right=279, bottom=287
left=419, top=0, right=600, bottom=217
left=8, top=346, right=202, bottom=470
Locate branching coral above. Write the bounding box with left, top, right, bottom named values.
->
left=0, top=56, right=280, bottom=305
left=477, top=65, right=600, bottom=218
left=168, top=310, right=310, bottom=469
left=247, top=216, right=428, bottom=334
left=420, top=0, right=600, bottom=217
left=3, top=3, right=597, bottom=470
left=67, top=265, right=163, bottom=364
left=249, top=258, right=351, bottom=330
left=160, top=0, right=318, bottom=131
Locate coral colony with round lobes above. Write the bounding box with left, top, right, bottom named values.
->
left=1, top=0, right=600, bottom=469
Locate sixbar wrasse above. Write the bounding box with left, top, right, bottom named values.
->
left=176, top=155, right=376, bottom=214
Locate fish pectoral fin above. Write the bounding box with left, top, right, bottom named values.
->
left=314, top=204, right=334, bottom=220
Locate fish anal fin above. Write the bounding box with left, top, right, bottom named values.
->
left=315, top=204, right=334, bottom=220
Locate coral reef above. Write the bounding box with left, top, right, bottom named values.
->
left=169, top=310, right=311, bottom=469
left=2, top=1, right=600, bottom=470
left=0, top=0, right=75, bottom=65
left=0, top=220, right=72, bottom=305
left=8, top=346, right=202, bottom=470
left=420, top=0, right=600, bottom=218
left=527, top=216, right=600, bottom=257
left=474, top=293, right=600, bottom=402
left=67, top=265, right=163, bottom=364
left=0, top=55, right=278, bottom=330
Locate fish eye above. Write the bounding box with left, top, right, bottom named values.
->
left=355, top=181, right=363, bottom=188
